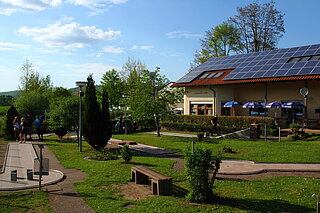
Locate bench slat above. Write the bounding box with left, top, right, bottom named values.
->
left=132, top=166, right=171, bottom=180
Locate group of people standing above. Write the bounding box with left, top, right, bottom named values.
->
left=13, top=115, right=44, bottom=143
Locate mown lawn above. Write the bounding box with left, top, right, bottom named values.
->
left=45, top=136, right=319, bottom=212
left=113, top=133, right=320, bottom=163
left=0, top=134, right=319, bottom=212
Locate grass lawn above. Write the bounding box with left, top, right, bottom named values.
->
left=113, top=133, right=320, bottom=163
left=44, top=136, right=319, bottom=212
left=0, top=134, right=319, bottom=212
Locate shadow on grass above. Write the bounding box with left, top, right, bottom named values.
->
left=213, top=196, right=313, bottom=212
left=172, top=184, right=189, bottom=198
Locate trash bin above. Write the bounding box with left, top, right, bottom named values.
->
left=34, top=158, right=49, bottom=175
left=27, top=169, right=33, bottom=180
left=250, top=123, right=260, bottom=140
left=11, top=170, right=17, bottom=181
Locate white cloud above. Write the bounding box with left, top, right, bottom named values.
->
left=64, top=63, right=119, bottom=79
left=166, top=31, right=202, bottom=39
left=0, top=0, right=61, bottom=15
left=67, top=0, right=128, bottom=15
left=131, top=45, right=154, bottom=50
left=102, top=45, right=124, bottom=53
left=17, top=21, right=121, bottom=49
left=0, top=42, right=29, bottom=50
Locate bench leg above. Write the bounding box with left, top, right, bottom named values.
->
left=157, top=179, right=172, bottom=195
left=136, top=171, right=148, bottom=184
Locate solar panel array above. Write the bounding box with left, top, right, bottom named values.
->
left=176, top=44, right=320, bottom=83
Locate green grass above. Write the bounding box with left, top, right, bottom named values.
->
left=44, top=137, right=319, bottom=212
left=113, top=133, right=320, bottom=163
left=0, top=190, right=52, bottom=212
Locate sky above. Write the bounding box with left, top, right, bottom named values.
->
left=0, top=0, right=319, bottom=92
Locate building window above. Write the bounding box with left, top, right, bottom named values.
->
left=248, top=101, right=268, bottom=116
left=281, top=101, right=303, bottom=118
left=199, top=72, right=224, bottom=79
left=221, top=101, right=230, bottom=116
left=190, top=102, right=213, bottom=115
left=287, top=54, right=320, bottom=63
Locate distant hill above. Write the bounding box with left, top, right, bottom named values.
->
left=0, top=90, right=20, bottom=97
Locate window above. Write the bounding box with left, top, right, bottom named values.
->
left=281, top=101, right=303, bottom=118
left=190, top=102, right=213, bottom=115
left=248, top=101, right=268, bottom=117
left=199, top=72, right=224, bottom=79
left=287, top=54, right=320, bottom=63
left=221, top=101, right=230, bottom=116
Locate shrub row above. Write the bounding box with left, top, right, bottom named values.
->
left=161, top=115, right=274, bottom=134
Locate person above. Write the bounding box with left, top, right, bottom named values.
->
left=211, top=115, right=220, bottom=136
left=13, top=116, right=20, bottom=142
left=25, top=115, right=33, bottom=140
left=118, top=115, right=124, bottom=134
left=20, top=117, right=27, bottom=143
left=34, top=115, right=44, bottom=141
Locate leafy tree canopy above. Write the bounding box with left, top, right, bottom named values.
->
left=101, top=69, right=124, bottom=109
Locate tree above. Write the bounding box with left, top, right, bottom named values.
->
left=84, top=74, right=112, bottom=150
left=229, top=1, right=285, bottom=53
left=4, top=105, right=18, bottom=140
left=127, top=68, right=183, bottom=137
left=48, top=95, right=79, bottom=139
left=101, top=69, right=124, bottom=109
left=19, top=59, right=52, bottom=92
left=15, top=59, right=53, bottom=117
left=194, top=22, right=242, bottom=64
left=0, top=95, right=13, bottom=106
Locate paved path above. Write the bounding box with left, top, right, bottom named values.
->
left=125, top=132, right=320, bottom=175
left=219, top=160, right=320, bottom=175
left=0, top=142, right=64, bottom=191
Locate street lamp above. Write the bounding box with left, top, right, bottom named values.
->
left=76, top=81, right=87, bottom=152
left=122, top=94, right=129, bottom=134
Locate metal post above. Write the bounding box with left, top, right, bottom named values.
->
left=278, top=127, right=281, bottom=142
left=76, top=81, right=86, bottom=152
left=39, top=145, right=43, bottom=191
left=79, top=89, right=83, bottom=152
left=264, top=123, right=267, bottom=141
left=125, top=109, right=127, bottom=135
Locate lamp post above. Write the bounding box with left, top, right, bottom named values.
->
left=122, top=94, right=129, bottom=134
left=76, top=81, right=87, bottom=152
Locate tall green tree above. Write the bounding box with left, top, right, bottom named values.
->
left=229, top=1, right=285, bottom=53
left=48, top=95, right=79, bottom=139
left=4, top=105, right=18, bottom=140
left=100, top=69, right=124, bottom=109
left=84, top=75, right=112, bottom=150
left=194, top=22, right=242, bottom=64
left=15, top=59, right=53, bottom=117
left=127, top=68, right=183, bottom=137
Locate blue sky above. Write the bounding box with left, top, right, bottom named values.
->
left=0, top=0, right=319, bottom=92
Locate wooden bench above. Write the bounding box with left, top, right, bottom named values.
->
left=131, top=166, right=172, bottom=196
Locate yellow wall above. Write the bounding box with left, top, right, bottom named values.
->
left=183, top=79, right=320, bottom=119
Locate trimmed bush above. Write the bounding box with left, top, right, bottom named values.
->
left=161, top=115, right=273, bottom=134
left=120, top=145, right=132, bottom=163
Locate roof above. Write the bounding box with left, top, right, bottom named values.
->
left=175, top=44, right=320, bottom=85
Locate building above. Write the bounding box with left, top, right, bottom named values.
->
left=172, top=44, right=320, bottom=126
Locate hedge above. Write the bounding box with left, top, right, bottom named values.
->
left=161, top=115, right=274, bottom=134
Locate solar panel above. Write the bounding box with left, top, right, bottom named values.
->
left=176, top=44, right=320, bottom=83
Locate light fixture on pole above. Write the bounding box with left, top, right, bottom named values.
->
left=76, top=81, right=87, bottom=152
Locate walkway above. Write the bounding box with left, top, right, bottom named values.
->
left=0, top=142, right=64, bottom=191
left=128, top=131, right=320, bottom=175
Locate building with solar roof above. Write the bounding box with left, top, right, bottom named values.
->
left=172, top=44, right=320, bottom=126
